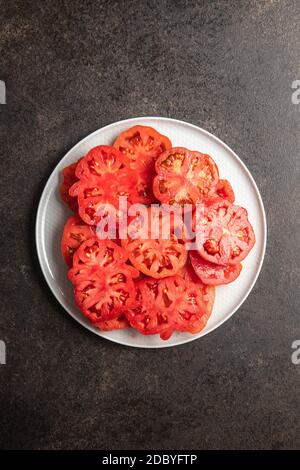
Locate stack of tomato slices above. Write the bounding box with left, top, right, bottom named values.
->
left=60, top=125, right=255, bottom=340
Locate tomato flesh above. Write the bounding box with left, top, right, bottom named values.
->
left=61, top=215, right=95, bottom=266
left=121, top=207, right=187, bottom=279
left=95, top=314, right=129, bottom=331
left=69, top=237, right=138, bottom=322
left=114, top=125, right=172, bottom=203
left=153, top=147, right=219, bottom=206
left=125, top=279, right=175, bottom=340
left=60, top=161, right=80, bottom=212
left=190, top=251, right=242, bottom=285
left=194, top=200, right=255, bottom=265
left=177, top=265, right=215, bottom=325
left=205, top=179, right=235, bottom=204
left=69, top=146, right=139, bottom=225
left=74, top=145, right=130, bottom=178
left=125, top=266, right=215, bottom=340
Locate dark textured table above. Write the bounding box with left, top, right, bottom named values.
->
left=0, top=0, right=299, bottom=450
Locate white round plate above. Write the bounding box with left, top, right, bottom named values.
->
left=36, top=117, right=267, bottom=348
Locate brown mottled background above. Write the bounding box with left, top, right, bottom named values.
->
left=0, top=0, right=299, bottom=450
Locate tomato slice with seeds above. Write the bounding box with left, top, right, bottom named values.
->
left=69, top=237, right=138, bottom=322
left=153, top=147, right=219, bottom=206
left=189, top=251, right=242, bottom=285
left=73, top=267, right=137, bottom=323
left=125, top=269, right=214, bottom=340
left=177, top=265, right=215, bottom=327
left=114, top=125, right=172, bottom=203
left=125, top=278, right=175, bottom=340
left=74, top=145, right=130, bottom=179
left=74, top=171, right=138, bottom=226
left=215, top=179, right=235, bottom=203
left=174, top=284, right=213, bottom=333
left=61, top=215, right=95, bottom=267
left=60, top=161, right=80, bottom=212
left=194, top=200, right=255, bottom=265
left=69, top=237, right=129, bottom=282
left=95, top=314, right=129, bottom=331
left=206, top=179, right=235, bottom=204
left=121, top=207, right=187, bottom=279
left=69, top=146, right=139, bottom=225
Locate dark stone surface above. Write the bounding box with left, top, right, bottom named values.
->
left=0, top=0, right=300, bottom=450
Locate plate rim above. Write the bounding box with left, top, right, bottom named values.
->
left=35, top=116, right=267, bottom=348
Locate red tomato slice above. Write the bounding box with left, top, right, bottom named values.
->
left=125, top=269, right=214, bottom=340
left=153, top=147, right=219, bottom=206
left=125, top=279, right=175, bottom=340
left=189, top=251, right=242, bottom=285
left=69, top=237, right=129, bottom=280
left=60, top=161, right=80, bottom=212
left=206, top=179, right=235, bottom=204
left=61, top=215, right=95, bottom=267
left=121, top=207, right=187, bottom=279
left=194, top=200, right=255, bottom=265
left=75, top=145, right=130, bottom=179
left=215, top=179, right=235, bottom=203
left=69, top=146, right=139, bottom=226
left=177, top=265, right=215, bottom=331
left=69, top=238, right=138, bottom=322
left=74, top=171, right=138, bottom=226
left=114, top=125, right=172, bottom=203
left=95, top=314, right=129, bottom=331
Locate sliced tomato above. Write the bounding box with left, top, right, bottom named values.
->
left=74, top=145, right=130, bottom=179
left=60, top=161, right=80, bottom=212
left=73, top=268, right=137, bottom=323
left=69, top=237, right=129, bottom=281
left=95, top=314, right=129, bottom=331
left=194, top=200, right=255, bottom=265
left=215, top=179, right=235, bottom=203
left=114, top=125, right=172, bottom=203
left=121, top=207, right=187, bottom=278
left=69, top=146, right=139, bottom=226
left=153, top=147, right=219, bottom=206
left=74, top=172, right=138, bottom=226
left=69, top=237, right=138, bottom=322
left=177, top=265, right=215, bottom=329
left=125, top=280, right=175, bottom=340
left=206, top=179, right=235, bottom=204
left=190, top=251, right=242, bottom=285
left=61, top=215, right=95, bottom=267
left=125, top=270, right=214, bottom=340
